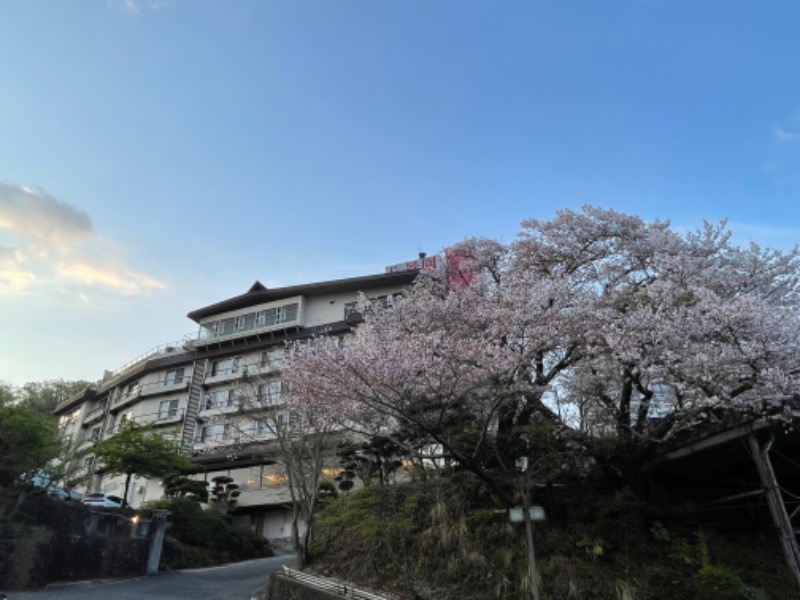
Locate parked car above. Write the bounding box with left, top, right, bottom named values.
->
left=26, top=472, right=82, bottom=501
left=46, top=486, right=82, bottom=501
left=81, top=493, right=123, bottom=508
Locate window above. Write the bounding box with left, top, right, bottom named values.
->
left=210, top=358, right=238, bottom=377
left=252, top=418, right=269, bottom=435
left=235, top=313, right=255, bottom=331
left=117, top=411, right=133, bottom=430
left=256, top=302, right=299, bottom=328
left=165, top=368, right=184, bottom=385
left=204, top=388, right=234, bottom=410
left=344, top=301, right=359, bottom=319
left=82, top=456, right=95, bottom=472
left=89, top=426, right=102, bottom=441
left=196, top=423, right=229, bottom=443
left=204, top=301, right=300, bottom=341
left=159, top=399, right=179, bottom=419
left=261, top=347, right=289, bottom=369
left=262, top=465, right=288, bottom=487
left=252, top=416, right=283, bottom=439
left=257, top=381, right=285, bottom=406
left=217, top=318, right=235, bottom=337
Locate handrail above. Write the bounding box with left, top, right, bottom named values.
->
left=281, top=565, right=395, bottom=599
left=106, top=408, right=185, bottom=435
left=108, top=337, right=193, bottom=379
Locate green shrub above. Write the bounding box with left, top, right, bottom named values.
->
left=156, top=496, right=272, bottom=568
left=694, top=564, right=749, bottom=600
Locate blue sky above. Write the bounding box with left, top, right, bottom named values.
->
left=1, top=0, right=799, bottom=386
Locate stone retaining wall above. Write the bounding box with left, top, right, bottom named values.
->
left=0, top=491, right=151, bottom=590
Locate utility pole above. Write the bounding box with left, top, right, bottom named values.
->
left=510, top=491, right=545, bottom=600
left=748, top=434, right=800, bottom=595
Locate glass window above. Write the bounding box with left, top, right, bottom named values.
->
left=211, top=358, right=234, bottom=376
left=205, top=389, right=233, bottom=408
left=159, top=399, right=179, bottom=419
left=165, top=368, right=184, bottom=385
left=280, top=303, right=298, bottom=323
left=240, top=466, right=262, bottom=490
left=196, top=425, right=217, bottom=442
left=235, top=313, right=256, bottom=331
left=262, top=464, right=288, bottom=487
left=83, top=456, right=95, bottom=471
left=207, top=424, right=229, bottom=441
left=217, top=318, right=235, bottom=337
left=257, top=381, right=283, bottom=406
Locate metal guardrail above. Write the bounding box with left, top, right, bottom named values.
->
left=109, top=337, right=193, bottom=379
left=281, top=566, right=394, bottom=600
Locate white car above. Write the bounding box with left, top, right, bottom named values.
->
left=81, top=493, right=123, bottom=508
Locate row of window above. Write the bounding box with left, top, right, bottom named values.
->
left=343, top=294, right=399, bottom=319
left=201, top=381, right=285, bottom=411
left=194, top=414, right=286, bottom=443
left=208, top=349, right=290, bottom=378
left=199, top=302, right=300, bottom=341
left=122, top=368, right=185, bottom=398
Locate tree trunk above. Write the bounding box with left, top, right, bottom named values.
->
left=290, top=504, right=304, bottom=567
left=617, top=373, right=633, bottom=440
left=122, top=471, right=133, bottom=508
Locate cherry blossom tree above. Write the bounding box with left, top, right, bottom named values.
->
left=283, top=207, right=800, bottom=503
left=228, top=369, right=340, bottom=567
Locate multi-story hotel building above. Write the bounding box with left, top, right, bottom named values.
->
left=54, top=255, right=440, bottom=546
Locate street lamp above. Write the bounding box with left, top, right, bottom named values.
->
left=509, top=503, right=546, bottom=600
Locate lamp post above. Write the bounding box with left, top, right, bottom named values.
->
left=509, top=500, right=546, bottom=600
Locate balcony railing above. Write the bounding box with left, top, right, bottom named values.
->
left=139, top=378, right=190, bottom=397
left=190, top=299, right=303, bottom=348
left=112, top=385, right=142, bottom=408
left=200, top=396, right=238, bottom=412
left=203, top=355, right=288, bottom=386
left=107, top=336, right=194, bottom=381
left=105, top=408, right=186, bottom=435
left=83, top=405, right=106, bottom=425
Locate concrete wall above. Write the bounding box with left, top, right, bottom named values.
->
left=0, top=492, right=154, bottom=590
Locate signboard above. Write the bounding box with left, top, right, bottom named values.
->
left=509, top=506, right=546, bottom=523
left=385, top=255, right=442, bottom=273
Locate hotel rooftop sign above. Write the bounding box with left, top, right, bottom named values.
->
left=385, top=254, right=443, bottom=273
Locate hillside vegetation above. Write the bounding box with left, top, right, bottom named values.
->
left=307, top=475, right=794, bottom=600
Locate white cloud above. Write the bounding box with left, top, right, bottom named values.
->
left=148, top=0, right=174, bottom=10
left=57, top=258, right=166, bottom=295
left=774, top=127, right=800, bottom=143
left=0, top=182, right=166, bottom=296
left=0, top=183, right=92, bottom=248
left=107, top=0, right=174, bottom=14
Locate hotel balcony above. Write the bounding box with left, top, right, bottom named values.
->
left=110, top=379, right=190, bottom=412
left=111, top=386, right=142, bottom=411
left=82, top=405, right=107, bottom=426
left=105, top=408, right=186, bottom=436
left=139, top=378, right=190, bottom=397
left=188, top=297, right=304, bottom=350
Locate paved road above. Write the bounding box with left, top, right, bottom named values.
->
left=7, top=554, right=293, bottom=600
